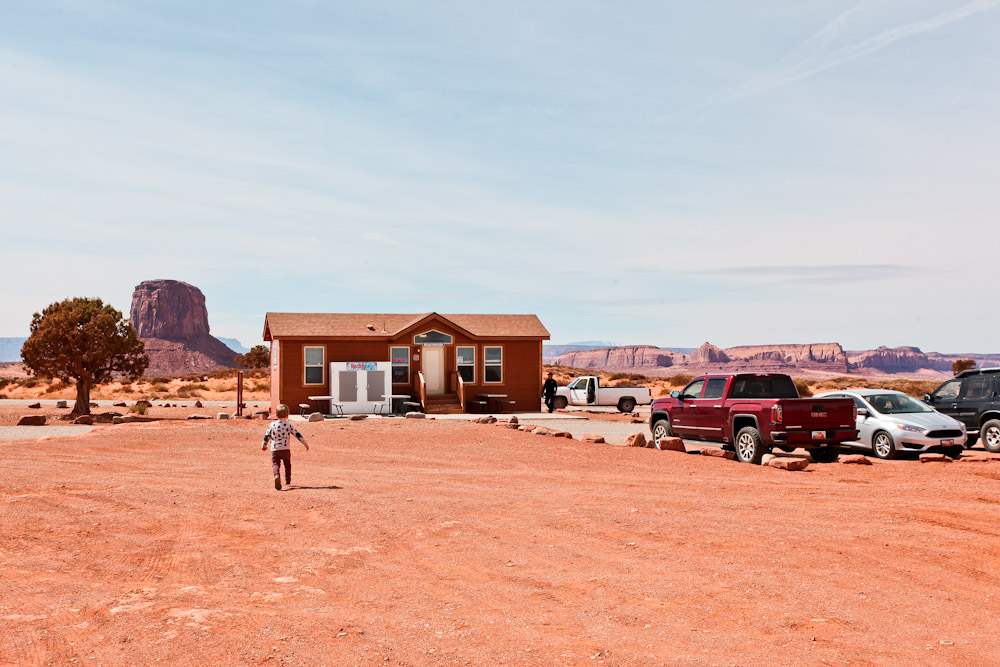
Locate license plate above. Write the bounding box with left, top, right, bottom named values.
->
left=811, top=430, right=826, bottom=440
left=940, top=438, right=955, bottom=446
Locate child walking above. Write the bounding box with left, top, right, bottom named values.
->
left=261, top=404, right=310, bottom=490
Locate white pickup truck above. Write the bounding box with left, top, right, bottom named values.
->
left=553, top=376, right=652, bottom=413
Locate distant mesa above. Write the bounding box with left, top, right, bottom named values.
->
left=548, top=342, right=1000, bottom=378
left=130, top=279, right=238, bottom=377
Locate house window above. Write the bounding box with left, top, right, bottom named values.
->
left=484, top=346, right=503, bottom=383
left=457, top=346, right=475, bottom=382
left=413, top=330, right=454, bottom=345
left=304, top=346, right=324, bottom=385
left=391, top=346, right=410, bottom=384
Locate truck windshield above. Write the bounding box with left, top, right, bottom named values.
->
left=730, top=376, right=799, bottom=399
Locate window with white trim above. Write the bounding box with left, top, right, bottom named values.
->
left=457, top=346, right=475, bottom=382
left=304, top=346, right=324, bottom=385
left=391, top=346, right=410, bottom=384
left=484, top=346, right=503, bottom=383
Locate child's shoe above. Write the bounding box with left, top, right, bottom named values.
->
left=274, top=475, right=282, bottom=490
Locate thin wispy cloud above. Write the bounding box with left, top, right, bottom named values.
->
left=691, top=264, right=919, bottom=284
left=697, top=0, right=1000, bottom=109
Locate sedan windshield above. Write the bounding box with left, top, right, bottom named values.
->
left=865, top=393, right=933, bottom=414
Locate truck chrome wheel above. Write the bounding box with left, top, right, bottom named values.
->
left=734, top=426, right=766, bottom=464
left=652, top=420, right=671, bottom=450
left=983, top=420, right=1000, bottom=453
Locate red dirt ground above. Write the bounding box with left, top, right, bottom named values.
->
left=2, top=411, right=999, bottom=666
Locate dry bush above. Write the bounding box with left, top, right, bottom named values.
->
left=666, top=374, right=694, bottom=387
left=129, top=402, right=148, bottom=415
left=251, top=381, right=270, bottom=391
left=794, top=378, right=813, bottom=397
left=180, top=383, right=210, bottom=392
left=23, top=378, right=38, bottom=388
left=151, top=383, right=169, bottom=393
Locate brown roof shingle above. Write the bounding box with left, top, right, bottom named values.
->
left=264, top=312, right=549, bottom=340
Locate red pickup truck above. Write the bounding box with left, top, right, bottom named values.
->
left=649, top=374, right=858, bottom=464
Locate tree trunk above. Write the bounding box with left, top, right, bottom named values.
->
left=72, top=377, right=91, bottom=416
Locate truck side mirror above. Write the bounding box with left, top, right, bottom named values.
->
left=857, top=408, right=868, bottom=417
left=670, top=390, right=680, bottom=399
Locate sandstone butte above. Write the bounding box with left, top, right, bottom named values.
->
left=130, top=279, right=238, bottom=377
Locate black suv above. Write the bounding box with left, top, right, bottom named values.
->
left=924, top=368, right=1000, bottom=452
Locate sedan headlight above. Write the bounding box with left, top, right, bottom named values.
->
left=896, top=423, right=925, bottom=433
left=960, top=423, right=967, bottom=432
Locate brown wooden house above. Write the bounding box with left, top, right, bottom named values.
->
left=262, top=312, right=550, bottom=414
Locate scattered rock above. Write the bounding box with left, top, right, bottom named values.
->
left=72, top=415, right=94, bottom=425
left=919, top=453, right=951, bottom=463
left=547, top=430, right=571, bottom=438
left=766, top=457, right=809, bottom=471
left=113, top=415, right=135, bottom=425
left=135, top=399, right=152, bottom=409
left=509, top=416, right=519, bottom=425
left=630, top=418, right=645, bottom=424
left=954, top=454, right=991, bottom=462
left=113, top=402, right=127, bottom=408
left=162, top=403, right=171, bottom=408
left=17, top=415, right=46, bottom=426
left=505, top=422, right=521, bottom=429
left=187, top=414, right=210, bottom=420
left=580, top=433, right=605, bottom=443
left=304, top=412, right=324, bottom=422
left=476, top=416, right=496, bottom=424
left=349, top=414, right=367, bottom=421
left=761, top=453, right=776, bottom=466
left=701, top=447, right=736, bottom=459
left=194, top=400, right=204, bottom=408
left=217, top=412, right=230, bottom=420
left=254, top=410, right=270, bottom=418
left=405, top=412, right=425, bottom=419
left=89, top=402, right=98, bottom=408
left=55, top=400, right=68, bottom=409
left=625, top=433, right=647, bottom=448
left=840, top=454, right=872, bottom=465
left=532, top=427, right=550, bottom=436
left=28, top=402, right=41, bottom=409
left=656, top=436, right=686, bottom=452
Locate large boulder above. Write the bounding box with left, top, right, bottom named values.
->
left=656, top=436, right=686, bottom=452
left=625, top=433, right=647, bottom=448
left=701, top=447, right=735, bottom=459
left=17, top=415, right=46, bottom=426
left=766, top=457, right=809, bottom=471
left=72, top=415, right=95, bottom=425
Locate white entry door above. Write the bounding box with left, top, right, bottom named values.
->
left=423, top=346, right=445, bottom=395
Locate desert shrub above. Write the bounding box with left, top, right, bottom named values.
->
left=666, top=374, right=694, bottom=386
left=793, top=378, right=813, bottom=397
left=0, top=393, right=7, bottom=400
left=252, top=381, right=270, bottom=391
left=175, top=389, right=201, bottom=398
left=180, top=383, right=209, bottom=392
left=23, top=378, right=38, bottom=388
left=0, top=378, right=10, bottom=390
left=151, top=383, right=169, bottom=393
left=129, top=402, right=148, bottom=415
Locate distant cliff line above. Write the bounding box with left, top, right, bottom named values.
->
left=547, top=343, right=1000, bottom=379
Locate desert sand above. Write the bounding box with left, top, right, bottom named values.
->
left=2, top=407, right=999, bottom=666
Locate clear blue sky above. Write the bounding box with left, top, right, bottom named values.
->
left=2, top=1, right=998, bottom=352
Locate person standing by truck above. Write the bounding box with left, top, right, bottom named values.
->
left=543, top=372, right=558, bottom=413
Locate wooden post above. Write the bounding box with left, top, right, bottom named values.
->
left=236, top=371, right=244, bottom=417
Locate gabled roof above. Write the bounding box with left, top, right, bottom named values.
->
left=263, top=312, right=550, bottom=340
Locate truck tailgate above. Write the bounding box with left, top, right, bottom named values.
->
left=780, top=398, right=855, bottom=430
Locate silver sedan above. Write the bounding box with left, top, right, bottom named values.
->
left=814, top=389, right=966, bottom=459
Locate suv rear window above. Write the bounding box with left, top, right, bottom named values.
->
left=730, top=376, right=799, bottom=399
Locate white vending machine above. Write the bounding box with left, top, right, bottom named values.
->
left=329, top=361, right=391, bottom=415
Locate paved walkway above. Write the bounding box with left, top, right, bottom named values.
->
left=0, top=425, right=98, bottom=441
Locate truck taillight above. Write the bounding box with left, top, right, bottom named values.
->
left=770, top=405, right=783, bottom=424
left=853, top=404, right=858, bottom=421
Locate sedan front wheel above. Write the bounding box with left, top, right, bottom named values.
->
left=871, top=431, right=897, bottom=460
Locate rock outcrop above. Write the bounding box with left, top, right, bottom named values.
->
left=129, top=280, right=237, bottom=377
left=690, top=343, right=730, bottom=364
left=725, top=343, right=849, bottom=373
left=848, top=346, right=950, bottom=373
left=552, top=345, right=674, bottom=370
